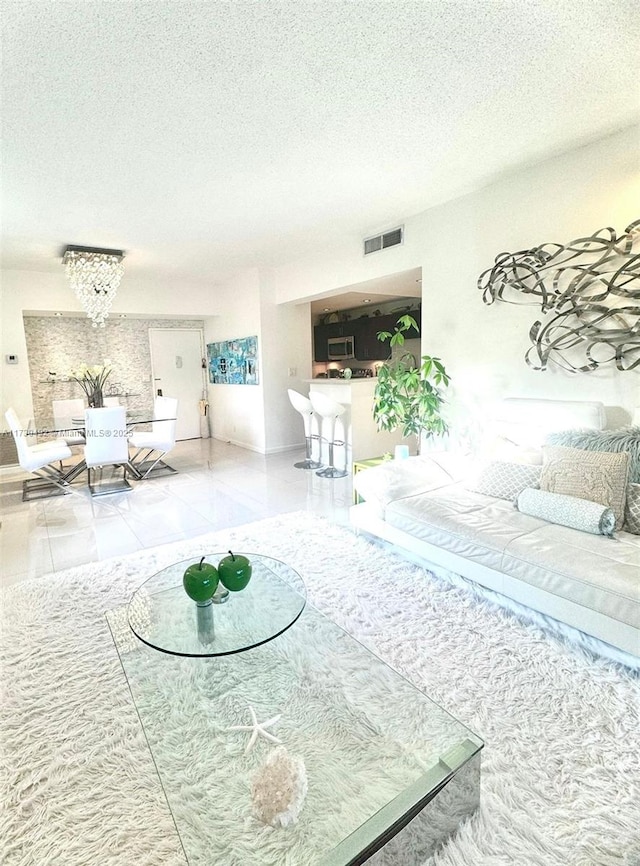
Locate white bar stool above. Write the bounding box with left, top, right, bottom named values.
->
left=287, top=389, right=323, bottom=470
left=309, top=391, right=348, bottom=479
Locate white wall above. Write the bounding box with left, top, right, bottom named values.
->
left=204, top=268, right=265, bottom=451
left=420, top=125, right=640, bottom=430
left=203, top=267, right=313, bottom=454
left=259, top=270, right=314, bottom=454
left=274, top=125, right=640, bottom=431
left=274, top=231, right=423, bottom=306
left=0, top=268, right=221, bottom=419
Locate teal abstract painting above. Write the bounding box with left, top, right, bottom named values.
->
left=207, top=336, right=259, bottom=385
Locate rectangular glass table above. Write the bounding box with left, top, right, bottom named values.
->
left=3, top=409, right=179, bottom=495
left=13, top=409, right=174, bottom=436
left=106, top=555, right=483, bottom=866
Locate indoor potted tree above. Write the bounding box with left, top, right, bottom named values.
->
left=372, top=314, right=451, bottom=455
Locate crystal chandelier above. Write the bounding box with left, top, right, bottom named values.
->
left=62, top=245, right=125, bottom=328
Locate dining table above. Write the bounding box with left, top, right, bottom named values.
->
left=7, top=407, right=179, bottom=495
left=21, top=408, right=174, bottom=437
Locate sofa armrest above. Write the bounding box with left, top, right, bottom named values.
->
left=353, top=453, right=470, bottom=508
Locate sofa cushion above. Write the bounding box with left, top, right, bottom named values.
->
left=516, top=487, right=616, bottom=537
left=385, top=482, right=546, bottom=572
left=466, top=460, right=541, bottom=501
left=384, top=481, right=640, bottom=630
left=540, top=445, right=629, bottom=527
left=500, top=523, right=640, bottom=630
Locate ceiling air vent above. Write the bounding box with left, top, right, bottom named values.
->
left=363, top=226, right=404, bottom=256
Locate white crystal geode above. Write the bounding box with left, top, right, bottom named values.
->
left=251, top=746, right=308, bottom=828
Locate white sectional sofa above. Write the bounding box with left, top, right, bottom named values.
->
left=350, top=399, right=640, bottom=667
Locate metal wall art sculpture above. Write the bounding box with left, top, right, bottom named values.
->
left=478, top=219, right=640, bottom=372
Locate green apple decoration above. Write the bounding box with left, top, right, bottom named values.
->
left=183, top=556, right=219, bottom=603
left=218, top=550, right=252, bottom=592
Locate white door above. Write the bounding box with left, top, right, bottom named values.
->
left=149, top=329, right=205, bottom=440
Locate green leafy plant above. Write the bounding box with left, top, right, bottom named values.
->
left=372, top=315, right=451, bottom=454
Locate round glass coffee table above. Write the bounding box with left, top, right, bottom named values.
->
left=127, top=553, right=306, bottom=657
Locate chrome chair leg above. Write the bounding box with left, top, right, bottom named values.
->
left=61, top=460, right=87, bottom=484
left=316, top=435, right=348, bottom=479
left=87, top=461, right=138, bottom=496
left=22, top=464, right=74, bottom=501
left=130, top=447, right=176, bottom=480
left=293, top=434, right=323, bottom=470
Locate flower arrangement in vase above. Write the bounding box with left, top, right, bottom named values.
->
left=71, top=363, right=112, bottom=408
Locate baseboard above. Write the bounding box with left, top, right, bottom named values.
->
left=264, top=443, right=305, bottom=456
left=210, top=434, right=265, bottom=454
left=209, top=435, right=305, bottom=456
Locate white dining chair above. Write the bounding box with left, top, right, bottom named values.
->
left=129, top=396, right=178, bottom=479
left=52, top=398, right=86, bottom=447
left=5, top=407, right=74, bottom=501
left=84, top=406, right=137, bottom=495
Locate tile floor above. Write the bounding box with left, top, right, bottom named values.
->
left=0, top=438, right=354, bottom=587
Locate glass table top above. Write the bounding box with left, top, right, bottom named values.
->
left=106, top=578, right=483, bottom=866
left=9, top=409, right=175, bottom=436
left=127, top=553, right=307, bottom=657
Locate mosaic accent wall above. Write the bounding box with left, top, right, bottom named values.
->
left=23, top=316, right=205, bottom=422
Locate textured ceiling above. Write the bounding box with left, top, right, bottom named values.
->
left=2, top=0, right=639, bottom=290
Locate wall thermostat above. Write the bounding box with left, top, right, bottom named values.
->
left=5, top=354, right=18, bottom=364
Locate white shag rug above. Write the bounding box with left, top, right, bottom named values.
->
left=1, top=512, right=639, bottom=866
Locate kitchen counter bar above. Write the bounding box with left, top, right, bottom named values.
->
left=305, top=378, right=376, bottom=384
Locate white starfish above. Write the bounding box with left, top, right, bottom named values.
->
left=227, top=705, right=282, bottom=755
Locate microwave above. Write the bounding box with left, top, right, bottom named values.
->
left=327, top=335, right=355, bottom=360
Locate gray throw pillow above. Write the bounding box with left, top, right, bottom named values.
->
left=466, top=461, right=541, bottom=501
left=625, top=483, right=640, bottom=535
left=517, top=487, right=616, bottom=537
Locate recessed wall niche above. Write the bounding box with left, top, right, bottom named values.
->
left=23, top=315, right=205, bottom=421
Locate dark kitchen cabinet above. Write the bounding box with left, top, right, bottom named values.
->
left=313, top=308, right=420, bottom=362
left=353, top=314, right=394, bottom=361
left=353, top=309, right=421, bottom=361
left=313, top=322, right=346, bottom=361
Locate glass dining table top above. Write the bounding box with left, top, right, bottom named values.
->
left=7, top=409, right=174, bottom=435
